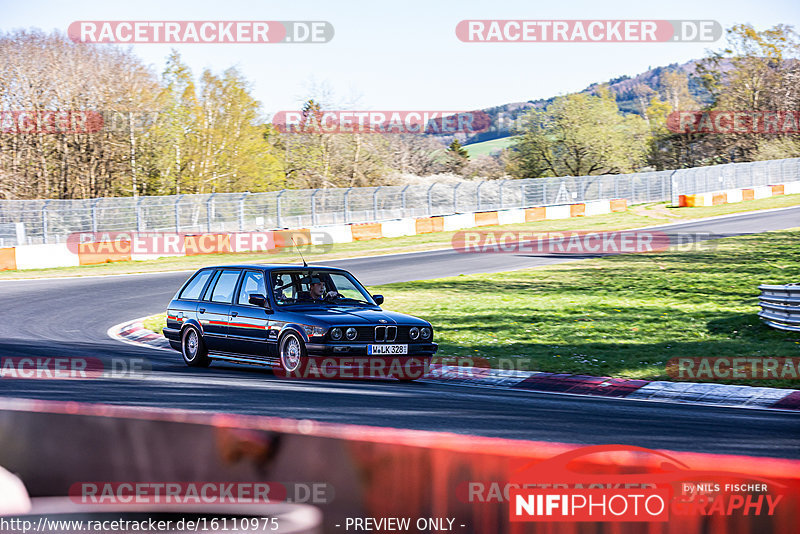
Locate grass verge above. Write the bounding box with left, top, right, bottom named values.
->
left=2, top=194, right=799, bottom=280
left=140, top=228, right=800, bottom=388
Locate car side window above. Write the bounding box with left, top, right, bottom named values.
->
left=209, top=270, right=241, bottom=304
left=237, top=271, right=266, bottom=306
left=179, top=270, right=212, bottom=300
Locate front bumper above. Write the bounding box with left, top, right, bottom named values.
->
left=305, top=342, right=438, bottom=357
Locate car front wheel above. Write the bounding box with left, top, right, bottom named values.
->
left=279, top=332, right=306, bottom=375
left=181, top=326, right=210, bottom=367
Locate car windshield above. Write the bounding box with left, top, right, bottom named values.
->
left=270, top=269, right=376, bottom=307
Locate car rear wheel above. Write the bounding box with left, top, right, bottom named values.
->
left=181, top=326, right=210, bottom=367
left=279, top=332, right=306, bottom=374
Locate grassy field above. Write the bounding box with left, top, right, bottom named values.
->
left=1, top=193, right=799, bottom=280
left=463, top=137, right=514, bottom=157
left=141, top=227, right=800, bottom=388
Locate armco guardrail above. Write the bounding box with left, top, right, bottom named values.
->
left=759, top=284, right=800, bottom=332
left=0, top=157, right=798, bottom=246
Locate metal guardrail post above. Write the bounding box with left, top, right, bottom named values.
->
left=135, top=196, right=144, bottom=232
left=276, top=189, right=286, bottom=228
left=41, top=200, right=51, bottom=244
left=174, top=195, right=184, bottom=232
left=206, top=193, right=216, bottom=232
left=238, top=192, right=249, bottom=231
left=311, top=189, right=319, bottom=226
left=426, top=184, right=434, bottom=216
left=91, top=199, right=100, bottom=233
left=498, top=179, right=507, bottom=208
left=400, top=185, right=410, bottom=218
left=343, top=188, right=352, bottom=223
left=476, top=181, right=485, bottom=211
left=453, top=182, right=462, bottom=213
left=373, top=186, right=382, bottom=221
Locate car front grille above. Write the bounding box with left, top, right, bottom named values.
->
left=374, top=325, right=397, bottom=342
left=340, top=326, right=424, bottom=343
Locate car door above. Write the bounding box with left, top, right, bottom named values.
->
left=197, top=268, right=242, bottom=352
left=227, top=269, right=273, bottom=357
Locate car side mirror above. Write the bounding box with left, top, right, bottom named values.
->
left=372, top=294, right=384, bottom=305
left=249, top=293, right=267, bottom=307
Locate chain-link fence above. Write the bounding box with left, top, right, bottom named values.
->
left=1, top=158, right=798, bottom=246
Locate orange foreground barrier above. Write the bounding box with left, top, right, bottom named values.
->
left=0, top=398, right=796, bottom=533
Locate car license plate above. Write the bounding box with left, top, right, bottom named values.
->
left=368, top=344, right=408, bottom=355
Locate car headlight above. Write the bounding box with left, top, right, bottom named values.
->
left=330, top=327, right=343, bottom=340
left=421, top=327, right=432, bottom=339
left=346, top=327, right=357, bottom=340
left=303, top=325, right=326, bottom=338
left=409, top=327, right=420, bottom=340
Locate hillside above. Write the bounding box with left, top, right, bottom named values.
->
left=464, top=59, right=714, bottom=146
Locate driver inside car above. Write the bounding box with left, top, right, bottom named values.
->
left=299, top=276, right=342, bottom=301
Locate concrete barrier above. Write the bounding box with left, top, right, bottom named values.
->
left=14, top=243, right=79, bottom=270
left=380, top=218, right=417, bottom=238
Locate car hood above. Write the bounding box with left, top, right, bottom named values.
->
left=283, top=307, right=429, bottom=326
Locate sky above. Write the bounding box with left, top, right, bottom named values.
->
left=1, top=0, right=799, bottom=115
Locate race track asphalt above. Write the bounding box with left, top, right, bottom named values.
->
left=0, top=207, right=798, bottom=458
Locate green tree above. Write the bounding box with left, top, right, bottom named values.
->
left=508, top=87, right=649, bottom=178
left=443, top=138, right=469, bottom=173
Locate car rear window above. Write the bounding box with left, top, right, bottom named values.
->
left=179, top=270, right=212, bottom=300
left=209, top=270, right=241, bottom=304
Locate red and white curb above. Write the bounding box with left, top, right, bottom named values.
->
left=111, top=320, right=800, bottom=411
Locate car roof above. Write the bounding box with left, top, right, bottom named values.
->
left=194, top=264, right=350, bottom=272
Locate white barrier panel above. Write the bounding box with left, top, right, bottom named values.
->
left=782, top=181, right=800, bottom=194
left=318, top=224, right=353, bottom=244
left=583, top=200, right=612, bottom=217
left=442, top=213, right=475, bottom=231
left=14, top=243, right=80, bottom=270
left=753, top=186, right=773, bottom=199
left=381, top=218, right=417, bottom=238
left=497, top=208, right=526, bottom=225
left=544, top=204, right=571, bottom=220
left=725, top=189, right=743, bottom=204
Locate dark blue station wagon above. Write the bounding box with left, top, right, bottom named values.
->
left=163, top=264, right=438, bottom=380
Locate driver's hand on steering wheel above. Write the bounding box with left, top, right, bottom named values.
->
left=324, top=291, right=342, bottom=300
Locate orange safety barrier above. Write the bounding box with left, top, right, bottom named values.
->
left=415, top=217, right=444, bottom=234
left=350, top=223, right=382, bottom=241
left=569, top=203, right=586, bottom=217
left=0, top=398, right=796, bottom=534
left=610, top=199, right=628, bottom=212
left=184, top=233, right=232, bottom=256
left=742, top=189, right=755, bottom=201
left=712, top=192, right=727, bottom=206
left=524, top=207, right=546, bottom=222
left=77, top=241, right=132, bottom=265
left=771, top=184, right=785, bottom=195
left=0, top=247, right=16, bottom=270
left=474, top=211, right=499, bottom=226
left=273, top=229, right=311, bottom=249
